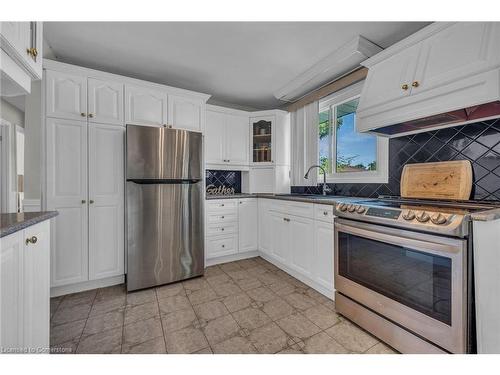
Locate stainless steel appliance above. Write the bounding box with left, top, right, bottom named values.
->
left=333, top=196, right=500, bottom=354
left=126, top=124, right=204, bottom=292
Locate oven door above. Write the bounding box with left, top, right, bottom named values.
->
left=334, top=218, right=467, bottom=353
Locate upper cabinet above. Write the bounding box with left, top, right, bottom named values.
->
left=45, top=70, right=88, bottom=120
left=168, top=94, right=205, bottom=132
left=251, top=116, right=273, bottom=164
left=250, top=110, right=290, bottom=166
left=357, top=22, right=500, bottom=134
left=125, top=85, right=168, bottom=127
left=88, top=78, right=124, bottom=126
left=205, top=105, right=249, bottom=169
left=0, top=21, right=43, bottom=95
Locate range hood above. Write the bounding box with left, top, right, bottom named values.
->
left=373, top=101, right=500, bottom=136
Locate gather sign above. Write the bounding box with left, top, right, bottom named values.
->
left=206, top=184, right=235, bottom=196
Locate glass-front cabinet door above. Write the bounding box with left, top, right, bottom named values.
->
left=251, top=116, right=273, bottom=163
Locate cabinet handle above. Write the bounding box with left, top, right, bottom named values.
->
left=81, top=113, right=86, bottom=117
left=88, top=113, right=94, bottom=118
left=221, top=244, right=225, bottom=248
left=323, top=211, right=328, bottom=216
left=221, top=204, right=224, bottom=207
left=81, top=199, right=86, bottom=204
left=283, top=217, right=290, bottom=222
left=412, top=81, right=420, bottom=88
left=25, top=236, right=38, bottom=245
left=401, top=84, right=409, bottom=91
left=221, top=216, right=225, bottom=219
left=89, top=200, right=95, bottom=204
left=221, top=228, right=225, bottom=231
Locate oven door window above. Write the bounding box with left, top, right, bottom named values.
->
left=338, top=232, right=452, bottom=325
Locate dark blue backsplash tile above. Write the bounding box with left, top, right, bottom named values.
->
left=291, top=119, right=500, bottom=201
left=206, top=170, right=242, bottom=195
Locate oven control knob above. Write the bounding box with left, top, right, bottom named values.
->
left=339, top=203, right=348, bottom=212
left=402, top=210, right=416, bottom=221
left=431, top=213, right=447, bottom=225
left=356, top=206, right=366, bottom=214
left=348, top=204, right=356, bottom=213
left=416, top=211, right=430, bottom=223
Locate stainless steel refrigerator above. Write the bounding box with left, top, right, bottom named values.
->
left=125, top=124, right=204, bottom=291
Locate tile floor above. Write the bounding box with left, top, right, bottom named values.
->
left=49, top=256, right=397, bottom=354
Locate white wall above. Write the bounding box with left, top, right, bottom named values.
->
left=0, top=98, right=24, bottom=127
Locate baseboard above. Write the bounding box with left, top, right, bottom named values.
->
left=23, top=198, right=41, bottom=212
left=50, top=275, right=125, bottom=297
left=258, top=251, right=334, bottom=300
left=206, top=250, right=259, bottom=267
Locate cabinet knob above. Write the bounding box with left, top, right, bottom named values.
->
left=81, top=199, right=86, bottom=204
left=412, top=81, right=420, bottom=88
left=323, top=211, right=328, bottom=216
left=89, top=200, right=95, bottom=204
left=81, top=113, right=86, bottom=117
left=221, top=204, right=224, bottom=207
left=221, top=216, right=225, bottom=219
left=221, top=244, right=225, bottom=248
left=401, top=84, right=409, bottom=91
left=88, top=113, right=94, bottom=118
left=25, top=236, right=38, bottom=245
left=221, top=228, right=225, bottom=231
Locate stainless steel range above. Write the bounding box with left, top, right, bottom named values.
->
left=333, top=196, right=500, bottom=354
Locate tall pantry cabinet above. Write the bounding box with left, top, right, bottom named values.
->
left=45, top=69, right=125, bottom=291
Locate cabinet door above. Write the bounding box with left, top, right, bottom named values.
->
left=205, top=110, right=226, bottom=164
left=358, top=43, right=420, bottom=113
left=125, top=85, right=168, bottom=127
left=238, top=198, right=258, bottom=253
left=251, top=116, right=273, bottom=164
left=168, top=95, right=203, bottom=132
left=46, top=118, right=88, bottom=286
left=314, top=220, right=334, bottom=292
left=412, top=23, right=497, bottom=97
left=45, top=70, right=87, bottom=121
left=88, top=124, right=125, bottom=280
left=0, top=22, right=30, bottom=61
left=258, top=200, right=272, bottom=255
left=270, top=211, right=289, bottom=265
left=226, top=114, right=249, bottom=165
left=88, top=78, right=124, bottom=126
left=289, top=216, right=314, bottom=278
left=0, top=231, right=24, bottom=349
left=23, top=220, right=50, bottom=349
left=249, top=167, right=274, bottom=193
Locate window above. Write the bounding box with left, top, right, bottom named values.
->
left=318, top=81, right=388, bottom=183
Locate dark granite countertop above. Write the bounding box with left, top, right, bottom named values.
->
left=0, top=211, right=59, bottom=238
left=206, top=193, right=353, bottom=205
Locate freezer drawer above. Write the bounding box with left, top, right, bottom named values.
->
left=126, top=181, right=204, bottom=291
left=126, top=125, right=202, bottom=180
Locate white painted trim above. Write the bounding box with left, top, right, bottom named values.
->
left=205, top=251, right=259, bottom=267
left=206, top=104, right=250, bottom=117
left=259, top=252, right=333, bottom=300
left=206, top=163, right=250, bottom=172
left=23, top=198, right=41, bottom=212
left=43, top=59, right=211, bottom=102
left=50, top=275, right=124, bottom=297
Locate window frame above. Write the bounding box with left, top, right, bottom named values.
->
left=318, top=81, right=389, bottom=184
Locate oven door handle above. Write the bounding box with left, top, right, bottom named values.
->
left=335, top=220, right=466, bottom=256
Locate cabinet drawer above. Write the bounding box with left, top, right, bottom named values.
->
left=206, top=235, right=238, bottom=258
left=206, top=199, right=238, bottom=212
left=271, top=200, right=314, bottom=219
left=206, top=222, right=238, bottom=237
left=206, top=212, right=238, bottom=224
left=314, top=204, right=335, bottom=224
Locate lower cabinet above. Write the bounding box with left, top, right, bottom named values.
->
left=0, top=220, right=50, bottom=351
left=205, top=198, right=258, bottom=261
left=258, top=199, right=335, bottom=298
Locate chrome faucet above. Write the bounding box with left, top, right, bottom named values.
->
left=304, top=165, right=332, bottom=196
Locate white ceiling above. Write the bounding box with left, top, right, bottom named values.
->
left=44, top=22, right=430, bottom=110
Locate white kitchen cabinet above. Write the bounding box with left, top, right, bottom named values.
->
left=0, top=22, right=43, bottom=95
left=168, top=94, right=204, bottom=132
left=289, top=215, right=314, bottom=278
left=314, top=220, right=335, bottom=292
left=125, top=85, right=168, bottom=127
left=88, top=124, right=125, bottom=280
left=205, top=110, right=226, bottom=164
left=238, top=198, right=258, bottom=253
left=0, top=220, right=50, bottom=351
left=248, top=165, right=290, bottom=194
left=257, top=198, right=273, bottom=256
left=205, top=106, right=249, bottom=169
left=0, top=230, right=24, bottom=349
left=357, top=22, right=500, bottom=134
left=205, top=199, right=239, bottom=260
left=46, top=118, right=89, bottom=287
left=45, top=70, right=87, bottom=121
left=22, top=220, right=50, bottom=349
left=270, top=211, right=290, bottom=265
left=88, top=78, right=124, bottom=126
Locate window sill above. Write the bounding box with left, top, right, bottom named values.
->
left=322, top=174, right=388, bottom=184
